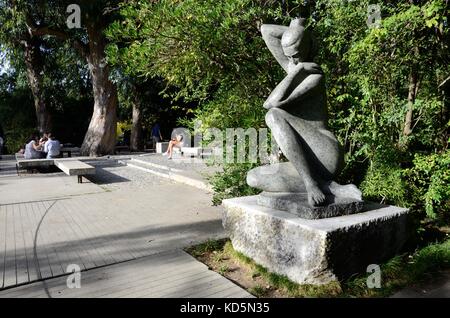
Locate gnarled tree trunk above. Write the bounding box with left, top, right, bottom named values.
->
left=130, top=101, right=144, bottom=151
left=80, top=20, right=118, bottom=156
left=403, top=70, right=418, bottom=138
left=23, top=37, right=51, bottom=134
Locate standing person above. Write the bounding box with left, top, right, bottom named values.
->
left=24, top=135, right=44, bottom=159
left=44, top=133, right=61, bottom=159
left=151, top=122, right=163, bottom=149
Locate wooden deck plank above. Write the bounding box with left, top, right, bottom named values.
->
left=59, top=200, right=97, bottom=269
left=183, top=279, right=242, bottom=298
left=3, top=204, right=17, bottom=288
left=88, top=197, right=149, bottom=260
left=75, top=196, right=136, bottom=264
left=62, top=199, right=110, bottom=268
left=56, top=251, right=190, bottom=298
left=97, top=262, right=209, bottom=298
left=19, top=203, right=39, bottom=283
left=152, top=273, right=225, bottom=298
left=0, top=251, right=187, bottom=298
left=13, top=203, right=30, bottom=285
left=29, top=202, right=55, bottom=280
left=70, top=197, right=123, bottom=265
left=0, top=250, right=251, bottom=298
left=49, top=200, right=89, bottom=273
left=0, top=205, right=7, bottom=288
left=43, top=200, right=88, bottom=273
left=41, top=200, right=79, bottom=276
left=34, top=200, right=66, bottom=278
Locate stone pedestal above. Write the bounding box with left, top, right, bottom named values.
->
left=156, top=142, right=169, bottom=154
left=258, top=192, right=364, bottom=219
left=222, top=196, right=410, bottom=285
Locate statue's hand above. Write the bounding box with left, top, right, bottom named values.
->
left=287, top=62, right=305, bottom=75
left=264, top=99, right=286, bottom=110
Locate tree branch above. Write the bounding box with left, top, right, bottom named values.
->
left=25, top=14, right=89, bottom=58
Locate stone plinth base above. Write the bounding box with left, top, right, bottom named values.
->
left=156, top=142, right=169, bottom=154
left=258, top=192, right=364, bottom=219
left=222, top=196, right=410, bottom=285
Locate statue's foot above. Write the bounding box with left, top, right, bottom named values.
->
left=326, top=181, right=362, bottom=201
left=306, top=183, right=326, bottom=207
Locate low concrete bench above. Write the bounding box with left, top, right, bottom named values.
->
left=16, top=158, right=54, bottom=170
left=54, top=160, right=96, bottom=183
left=16, top=157, right=95, bottom=183
left=180, top=147, right=203, bottom=158
left=156, top=142, right=169, bottom=154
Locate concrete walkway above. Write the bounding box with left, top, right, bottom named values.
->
left=0, top=157, right=251, bottom=298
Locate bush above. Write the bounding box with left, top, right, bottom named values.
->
left=405, top=150, right=450, bottom=224
left=209, top=163, right=261, bottom=205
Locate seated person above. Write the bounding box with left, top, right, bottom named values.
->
left=163, top=134, right=183, bottom=159
left=44, top=133, right=61, bottom=159
left=24, top=135, right=44, bottom=159
left=39, top=133, right=49, bottom=144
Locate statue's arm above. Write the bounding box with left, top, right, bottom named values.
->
left=261, top=24, right=289, bottom=73
left=265, top=74, right=323, bottom=109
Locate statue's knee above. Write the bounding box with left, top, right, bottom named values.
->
left=246, top=168, right=260, bottom=188
left=265, top=108, right=282, bottom=127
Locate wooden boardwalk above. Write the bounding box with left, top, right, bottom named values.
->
left=0, top=193, right=225, bottom=290
left=0, top=161, right=251, bottom=298
left=0, top=250, right=252, bottom=298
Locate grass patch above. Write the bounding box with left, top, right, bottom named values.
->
left=186, top=237, right=450, bottom=298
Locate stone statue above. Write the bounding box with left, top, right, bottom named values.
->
left=247, top=18, right=362, bottom=214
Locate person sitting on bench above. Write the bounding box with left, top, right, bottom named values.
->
left=24, top=135, right=44, bottom=159
left=163, top=134, right=183, bottom=159
left=44, top=133, right=61, bottom=159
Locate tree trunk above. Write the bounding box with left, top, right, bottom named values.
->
left=23, top=37, right=51, bottom=134
left=403, top=70, right=419, bottom=137
left=80, top=20, right=118, bottom=156
left=130, top=96, right=144, bottom=152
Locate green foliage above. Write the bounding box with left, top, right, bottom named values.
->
left=361, top=162, right=408, bottom=206
left=344, top=238, right=450, bottom=297
left=108, top=0, right=449, bottom=227
left=405, top=150, right=450, bottom=222
left=0, top=72, right=35, bottom=153
left=209, top=163, right=261, bottom=205
left=186, top=238, right=228, bottom=258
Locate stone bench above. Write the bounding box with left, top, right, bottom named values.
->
left=16, top=157, right=96, bottom=183
left=156, top=142, right=169, bottom=154
left=180, top=147, right=203, bottom=158
left=16, top=158, right=54, bottom=169
left=54, top=160, right=96, bottom=183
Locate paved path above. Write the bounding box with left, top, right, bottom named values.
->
left=0, top=157, right=251, bottom=297
left=0, top=250, right=252, bottom=298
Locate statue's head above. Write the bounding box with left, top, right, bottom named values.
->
left=281, top=18, right=316, bottom=64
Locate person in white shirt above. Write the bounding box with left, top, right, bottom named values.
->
left=44, top=133, right=61, bottom=159
left=24, top=135, right=44, bottom=159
